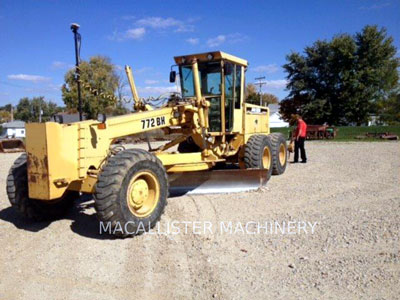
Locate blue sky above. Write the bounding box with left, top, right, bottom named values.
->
left=0, top=0, right=399, bottom=106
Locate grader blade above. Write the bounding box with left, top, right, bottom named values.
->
left=0, top=139, right=25, bottom=153
left=168, top=169, right=269, bottom=196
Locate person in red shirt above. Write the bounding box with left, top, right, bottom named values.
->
left=292, top=114, right=307, bottom=163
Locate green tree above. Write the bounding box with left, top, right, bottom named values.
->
left=110, top=102, right=130, bottom=116
left=14, top=97, right=62, bottom=122
left=0, top=104, right=13, bottom=112
left=62, top=56, right=120, bottom=119
left=0, top=110, right=11, bottom=123
left=377, top=91, right=400, bottom=125
left=14, top=97, right=32, bottom=122
left=245, top=84, right=279, bottom=106
left=281, top=25, right=399, bottom=125
left=0, top=103, right=13, bottom=123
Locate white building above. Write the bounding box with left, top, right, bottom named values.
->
left=1, top=120, right=26, bottom=138
left=268, top=104, right=289, bottom=128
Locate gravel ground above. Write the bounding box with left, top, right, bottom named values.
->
left=0, top=141, right=399, bottom=299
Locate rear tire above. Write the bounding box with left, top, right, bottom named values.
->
left=244, top=135, right=273, bottom=178
left=94, top=149, right=168, bottom=237
left=270, top=133, right=288, bottom=175
left=6, top=153, right=77, bottom=221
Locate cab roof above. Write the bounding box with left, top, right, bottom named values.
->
left=174, top=51, right=248, bottom=67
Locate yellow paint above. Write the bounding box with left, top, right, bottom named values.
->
left=126, top=171, right=160, bottom=217
left=69, top=174, right=97, bottom=194
left=262, top=146, right=272, bottom=169
left=243, top=103, right=269, bottom=143
left=156, top=152, right=219, bottom=166
left=174, top=51, right=248, bottom=67
left=25, top=51, right=277, bottom=201
left=166, top=163, right=212, bottom=172
left=125, top=65, right=140, bottom=105
left=26, top=122, right=79, bottom=200
left=279, top=143, right=286, bottom=166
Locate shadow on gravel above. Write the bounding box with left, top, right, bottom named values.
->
left=0, top=194, right=115, bottom=240
left=69, top=197, right=115, bottom=241
left=0, top=207, right=51, bottom=232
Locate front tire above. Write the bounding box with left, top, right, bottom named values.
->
left=94, top=149, right=168, bottom=237
left=6, top=153, right=77, bottom=221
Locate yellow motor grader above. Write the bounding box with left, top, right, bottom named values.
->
left=6, top=26, right=287, bottom=237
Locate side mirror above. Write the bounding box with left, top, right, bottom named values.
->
left=169, top=71, right=176, bottom=83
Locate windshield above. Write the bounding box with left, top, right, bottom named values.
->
left=180, top=62, right=221, bottom=97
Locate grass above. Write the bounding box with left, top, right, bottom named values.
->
left=270, top=125, right=400, bottom=141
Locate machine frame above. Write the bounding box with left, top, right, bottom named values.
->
left=25, top=51, right=271, bottom=201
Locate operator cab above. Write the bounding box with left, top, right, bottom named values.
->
left=172, top=51, right=248, bottom=134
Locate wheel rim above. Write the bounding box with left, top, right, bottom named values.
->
left=279, top=143, right=286, bottom=166
left=126, top=171, right=160, bottom=218
left=262, top=147, right=271, bottom=169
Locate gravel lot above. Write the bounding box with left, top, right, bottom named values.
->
left=0, top=142, right=399, bottom=299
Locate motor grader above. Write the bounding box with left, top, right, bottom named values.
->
left=7, top=33, right=287, bottom=237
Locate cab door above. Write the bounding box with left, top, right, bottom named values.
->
left=224, top=63, right=242, bottom=132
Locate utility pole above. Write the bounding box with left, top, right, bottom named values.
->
left=255, top=76, right=266, bottom=106
left=39, top=102, right=42, bottom=123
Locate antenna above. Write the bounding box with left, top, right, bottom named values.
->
left=70, top=23, right=83, bottom=121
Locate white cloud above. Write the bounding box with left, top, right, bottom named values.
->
left=51, top=61, right=74, bottom=70
left=228, top=33, right=247, bottom=44
left=125, top=27, right=146, bottom=40
left=265, top=79, right=287, bottom=89
left=133, top=67, right=152, bottom=74
left=252, top=64, right=279, bottom=74
left=23, top=83, right=62, bottom=93
left=51, top=61, right=66, bottom=69
left=359, top=2, right=390, bottom=10
left=144, top=79, right=159, bottom=85
left=175, top=25, right=194, bottom=33
left=47, top=83, right=63, bottom=91
left=137, top=17, right=179, bottom=29
left=8, top=74, right=51, bottom=83
left=207, top=35, right=226, bottom=47
left=115, top=65, right=124, bottom=71
left=110, top=16, right=197, bottom=42
left=206, top=33, right=247, bottom=48
left=109, top=27, right=146, bottom=41
left=136, top=17, right=194, bottom=32
left=186, top=37, right=199, bottom=45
